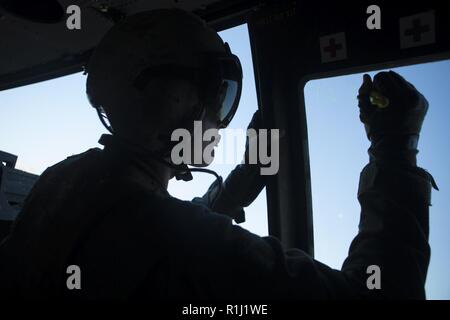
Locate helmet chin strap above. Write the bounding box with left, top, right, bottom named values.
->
left=158, top=154, right=222, bottom=183
left=161, top=159, right=193, bottom=182
left=154, top=106, right=220, bottom=182
left=148, top=149, right=224, bottom=206
left=96, top=102, right=222, bottom=186
left=163, top=158, right=224, bottom=206
left=174, top=165, right=193, bottom=181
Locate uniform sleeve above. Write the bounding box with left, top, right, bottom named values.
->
left=178, top=162, right=433, bottom=300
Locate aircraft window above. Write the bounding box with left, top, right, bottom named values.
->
left=304, top=60, right=450, bottom=299
left=168, top=24, right=269, bottom=237
left=0, top=74, right=108, bottom=175
left=0, top=24, right=267, bottom=236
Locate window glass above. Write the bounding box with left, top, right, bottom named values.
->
left=168, top=24, right=268, bottom=237
left=0, top=74, right=107, bottom=174
left=0, top=23, right=268, bottom=237
left=304, top=61, right=450, bottom=299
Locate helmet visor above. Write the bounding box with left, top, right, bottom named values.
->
left=131, top=50, right=242, bottom=128
left=213, top=54, right=242, bottom=128
left=215, top=80, right=237, bottom=126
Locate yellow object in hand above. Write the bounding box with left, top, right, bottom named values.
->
left=369, top=90, right=389, bottom=109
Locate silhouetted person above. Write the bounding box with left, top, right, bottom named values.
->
left=0, top=9, right=437, bottom=299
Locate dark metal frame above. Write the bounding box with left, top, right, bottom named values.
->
left=248, top=1, right=450, bottom=254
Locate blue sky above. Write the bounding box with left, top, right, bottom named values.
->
left=0, top=24, right=448, bottom=299
left=304, top=61, right=450, bottom=300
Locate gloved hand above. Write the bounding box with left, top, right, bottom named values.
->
left=357, top=71, right=429, bottom=166
left=226, top=109, right=268, bottom=208
left=193, top=110, right=268, bottom=223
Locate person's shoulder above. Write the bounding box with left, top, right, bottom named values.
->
left=130, top=191, right=233, bottom=232
left=134, top=193, right=210, bottom=217
left=40, top=148, right=103, bottom=177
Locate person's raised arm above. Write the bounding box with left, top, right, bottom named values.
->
left=187, top=72, right=436, bottom=299
left=192, top=110, right=267, bottom=223
left=340, top=71, right=437, bottom=299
